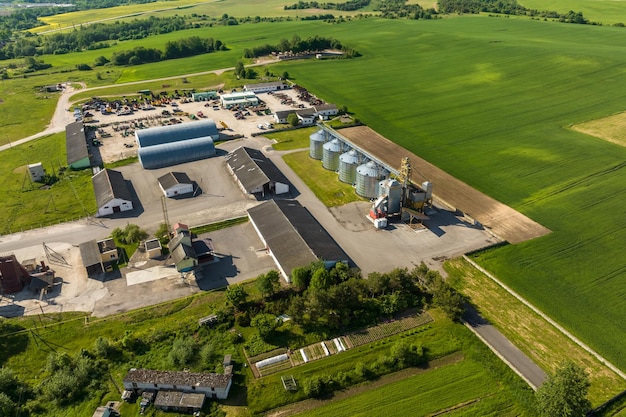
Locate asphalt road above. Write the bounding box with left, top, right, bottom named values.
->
left=464, top=306, right=547, bottom=389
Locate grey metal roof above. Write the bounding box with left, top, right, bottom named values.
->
left=158, top=172, right=192, bottom=190
left=135, top=119, right=218, bottom=147
left=274, top=199, right=350, bottom=264
left=247, top=200, right=317, bottom=277
left=123, top=369, right=232, bottom=389
left=92, top=169, right=133, bottom=207
left=314, top=103, right=338, bottom=112
left=225, top=147, right=289, bottom=193
left=226, top=147, right=269, bottom=192
left=154, top=391, right=205, bottom=409
left=138, top=137, right=215, bottom=169
left=244, top=81, right=286, bottom=90
left=170, top=242, right=197, bottom=265
left=66, top=121, right=88, bottom=165
left=79, top=240, right=101, bottom=267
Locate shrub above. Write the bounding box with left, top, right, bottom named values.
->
left=169, top=337, right=196, bottom=368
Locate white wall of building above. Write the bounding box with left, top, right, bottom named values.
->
left=97, top=198, right=133, bottom=217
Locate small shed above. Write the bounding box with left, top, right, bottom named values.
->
left=158, top=172, right=194, bottom=198
left=28, top=163, right=45, bottom=182
left=0, top=255, right=32, bottom=294
left=145, top=239, right=162, bottom=259
left=192, top=91, right=217, bottom=101
left=79, top=240, right=104, bottom=277
left=154, top=391, right=205, bottom=413
left=92, top=406, right=112, bottom=417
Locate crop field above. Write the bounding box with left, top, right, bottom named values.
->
left=265, top=16, right=626, bottom=371
left=571, top=111, right=626, bottom=148
left=32, top=0, right=363, bottom=34
left=294, top=359, right=524, bottom=417
left=519, top=0, right=626, bottom=25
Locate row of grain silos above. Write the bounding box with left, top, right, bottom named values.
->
left=310, top=129, right=389, bottom=199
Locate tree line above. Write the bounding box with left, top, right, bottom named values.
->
left=105, top=36, right=226, bottom=66
left=243, top=34, right=360, bottom=59
left=284, top=0, right=371, bottom=11
left=438, top=0, right=594, bottom=24
left=0, top=16, right=192, bottom=60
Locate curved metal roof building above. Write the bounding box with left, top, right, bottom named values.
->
left=138, top=137, right=216, bottom=169
left=135, top=119, right=219, bottom=147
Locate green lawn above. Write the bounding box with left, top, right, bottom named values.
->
left=0, top=132, right=96, bottom=233
left=267, top=126, right=318, bottom=151
left=283, top=150, right=364, bottom=207
left=267, top=16, right=626, bottom=372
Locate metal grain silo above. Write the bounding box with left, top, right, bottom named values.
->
left=338, top=149, right=359, bottom=184
left=322, top=138, right=342, bottom=171
left=356, top=161, right=382, bottom=198
left=379, top=178, right=403, bottom=214
left=309, top=130, right=326, bottom=160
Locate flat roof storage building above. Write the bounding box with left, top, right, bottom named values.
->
left=135, top=120, right=218, bottom=169
left=66, top=121, right=90, bottom=169
left=243, top=81, right=288, bottom=93
left=219, top=91, right=258, bottom=108
left=247, top=200, right=350, bottom=281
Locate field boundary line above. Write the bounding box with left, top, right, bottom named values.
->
left=463, top=255, right=626, bottom=381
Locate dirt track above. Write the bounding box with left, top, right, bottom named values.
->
left=337, top=126, right=550, bottom=244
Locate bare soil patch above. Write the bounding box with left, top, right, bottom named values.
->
left=337, top=126, right=550, bottom=244
left=571, top=112, right=626, bottom=148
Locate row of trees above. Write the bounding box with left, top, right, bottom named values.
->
left=0, top=16, right=192, bottom=60
left=108, top=36, right=226, bottom=66
left=243, top=34, right=360, bottom=59
left=284, top=0, right=371, bottom=11
left=438, top=0, right=593, bottom=24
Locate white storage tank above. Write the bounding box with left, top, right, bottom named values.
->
left=309, top=130, right=326, bottom=160
left=422, top=181, right=433, bottom=200
left=338, top=149, right=359, bottom=184
left=379, top=178, right=403, bottom=214
left=322, top=138, right=342, bottom=171
left=356, top=161, right=384, bottom=198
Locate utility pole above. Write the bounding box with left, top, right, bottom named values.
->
left=161, top=195, right=171, bottom=237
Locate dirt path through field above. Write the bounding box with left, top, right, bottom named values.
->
left=265, top=352, right=464, bottom=417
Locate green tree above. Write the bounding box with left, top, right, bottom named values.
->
left=169, top=337, right=196, bottom=368
left=310, top=268, right=332, bottom=291
left=287, top=112, right=299, bottom=126
left=291, top=266, right=310, bottom=291
left=0, top=392, right=16, bottom=417
left=536, top=361, right=591, bottom=417
left=225, top=284, right=248, bottom=310
left=234, top=61, right=245, bottom=78
left=256, top=270, right=280, bottom=298
left=94, top=55, right=109, bottom=66
left=281, top=70, right=289, bottom=79
left=155, top=223, right=170, bottom=244
left=251, top=313, right=280, bottom=340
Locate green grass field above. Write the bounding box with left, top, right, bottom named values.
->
left=0, top=132, right=96, bottom=233
left=264, top=16, right=626, bottom=372
left=294, top=360, right=519, bottom=417
left=519, top=0, right=626, bottom=25
left=283, top=150, right=364, bottom=206
left=32, top=0, right=364, bottom=34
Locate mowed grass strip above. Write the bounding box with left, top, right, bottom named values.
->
left=282, top=150, right=363, bottom=207
left=294, top=360, right=512, bottom=417
left=444, top=257, right=626, bottom=405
